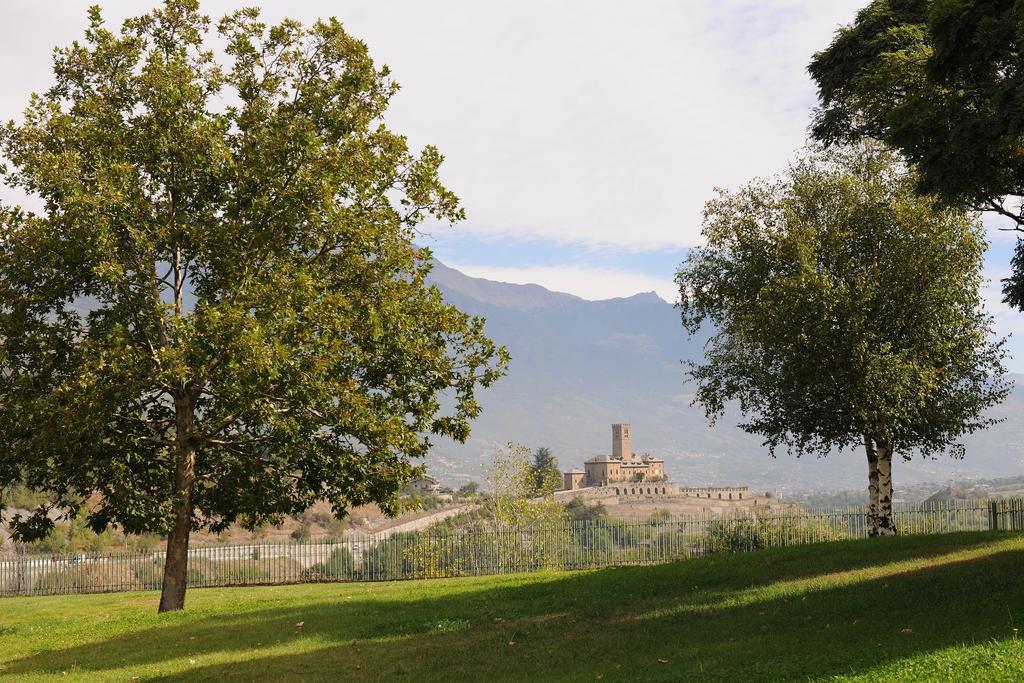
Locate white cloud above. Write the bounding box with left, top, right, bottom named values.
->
left=0, top=0, right=865, bottom=249
left=447, top=262, right=678, bottom=303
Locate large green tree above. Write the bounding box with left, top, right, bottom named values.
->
left=808, top=0, right=1024, bottom=306
left=676, top=146, right=1008, bottom=535
left=0, top=1, right=507, bottom=612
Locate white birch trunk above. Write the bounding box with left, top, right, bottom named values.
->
left=874, top=438, right=897, bottom=536
left=864, top=434, right=881, bottom=536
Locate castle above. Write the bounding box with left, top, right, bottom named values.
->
left=562, top=424, right=666, bottom=491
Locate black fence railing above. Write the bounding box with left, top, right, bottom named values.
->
left=2, top=497, right=1021, bottom=597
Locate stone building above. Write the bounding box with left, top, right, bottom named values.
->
left=562, top=424, right=666, bottom=491
left=409, top=475, right=442, bottom=494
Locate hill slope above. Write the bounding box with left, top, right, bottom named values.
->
left=427, top=261, right=1024, bottom=492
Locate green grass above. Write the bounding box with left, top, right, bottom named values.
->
left=2, top=532, right=1023, bottom=681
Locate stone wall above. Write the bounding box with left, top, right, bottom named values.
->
left=554, top=483, right=751, bottom=502
left=553, top=482, right=680, bottom=500
left=678, top=486, right=750, bottom=501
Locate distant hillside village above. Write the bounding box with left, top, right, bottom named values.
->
left=560, top=424, right=754, bottom=507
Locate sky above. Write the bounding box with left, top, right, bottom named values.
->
left=2, top=0, right=1023, bottom=368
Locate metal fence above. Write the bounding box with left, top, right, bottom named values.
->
left=2, top=497, right=1022, bottom=598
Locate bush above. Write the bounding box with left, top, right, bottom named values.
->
left=566, top=525, right=616, bottom=567
left=35, top=560, right=142, bottom=594
left=305, top=546, right=355, bottom=580
left=311, top=511, right=334, bottom=527
left=24, top=518, right=119, bottom=556
left=648, top=509, right=672, bottom=523
left=565, top=497, right=607, bottom=523
left=213, top=557, right=303, bottom=584
left=2, top=483, right=49, bottom=511
left=362, top=535, right=408, bottom=580
left=132, top=558, right=164, bottom=589
left=290, top=525, right=312, bottom=544
left=706, top=514, right=845, bottom=554
left=457, top=482, right=480, bottom=498
left=186, top=558, right=218, bottom=586
left=654, top=529, right=692, bottom=559
left=707, top=517, right=767, bottom=553
left=127, top=534, right=162, bottom=553
left=324, top=517, right=349, bottom=537
left=409, top=494, right=445, bottom=512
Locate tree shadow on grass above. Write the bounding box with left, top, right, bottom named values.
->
left=4, top=533, right=1022, bottom=682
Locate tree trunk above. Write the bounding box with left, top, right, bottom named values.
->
left=874, top=437, right=897, bottom=536
left=864, top=434, right=880, bottom=535
left=159, top=393, right=197, bottom=613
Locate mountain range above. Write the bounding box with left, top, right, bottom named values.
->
left=426, top=261, right=1024, bottom=494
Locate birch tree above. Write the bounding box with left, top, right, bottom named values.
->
left=485, top=443, right=565, bottom=528
left=0, top=1, right=507, bottom=612
left=676, top=145, right=1008, bottom=535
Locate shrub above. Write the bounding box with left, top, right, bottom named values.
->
left=2, top=483, right=49, bottom=511
left=362, top=535, right=407, bottom=580
left=457, top=482, right=479, bottom=498
left=35, top=561, right=142, bottom=594
left=566, top=525, right=616, bottom=568
left=305, top=546, right=355, bottom=580
left=24, top=518, right=119, bottom=555
left=311, top=511, right=334, bottom=527
left=325, top=517, right=349, bottom=537
left=706, top=514, right=845, bottom=554
left=565, top=497, right=607, bottom=523
left=654, top=529, right=692, bottom=559
left=649, top=509, right=672, bottom=523
left=185, top=558, right=218, bottom=587
left=707, top=517, right=766, bottom=553
left=132, top=558, right=164, bottom=589
left=213, top=557, right=303, bottom=584
left=127, top=534, right=162, bottom=553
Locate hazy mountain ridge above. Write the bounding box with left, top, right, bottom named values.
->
left=426, top=261, right=1024, bottom=494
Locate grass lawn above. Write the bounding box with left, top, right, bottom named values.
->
left=2, top=532, right=1023, bottom=682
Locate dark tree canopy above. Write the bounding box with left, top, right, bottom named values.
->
left=809, top=0, right=1024, bottom=306
left=676, top=145, right=1008, bottom=534
left=0, top=1, right=507, bottom=610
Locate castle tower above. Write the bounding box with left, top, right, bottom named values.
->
left=612, top=423, right=632, bottom=461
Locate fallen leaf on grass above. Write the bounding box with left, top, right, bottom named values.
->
left=294, top=621, right=304, bottom=628
left=658, top=659, right=670, bottom=664
left=901, top=629, right=913, bottom=635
